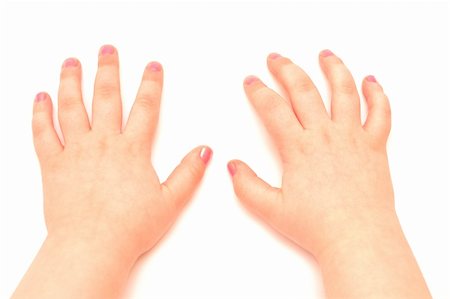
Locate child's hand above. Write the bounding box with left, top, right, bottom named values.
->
left=13, top=45, right=212, bottom=299
left=229, top=50, right=430, bottom=299
left=34, top=44, right=211, bottom=257
left=229, top=50, right=393, bottom=257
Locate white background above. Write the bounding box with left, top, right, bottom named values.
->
left=1, top=1, right=449, bottom=298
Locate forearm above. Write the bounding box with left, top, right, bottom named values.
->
left=12, top=234, right=137, bottom=299
left=317, top=211, right=431, bottom=299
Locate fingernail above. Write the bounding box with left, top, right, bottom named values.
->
left=63, top=57, right=78, bottom=68
left=35, top=92, right=47, bottom=103
left=227, top=161, right=237, bottom=177
left=367, top=75, right=377, bottom=83
left=268, top=52, right=282, bottom=60
left=320, top=49, right=334, bottom=57
left=146, top=61, right=162, bottom=72
left=100, top=45, right=115, bottom=55
left=244, top=75, right=259, bottom=86
left=200, top=147, right=212, bottom=165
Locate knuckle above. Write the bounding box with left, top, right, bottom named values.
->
left=329, top=64, right=357, bottom=95
left=64, top=139, right=83, bottom=153
left=125, top=138, right=148, bottom=155
left=59, top=96, right=81, bottom=110
left=95, top=83, right=118, bottom=97
left=253, top=89, right=285, bottom=111
left=334, top=78, right=357, bottom=95
left=292, top=78, right=315, bottom=93
left=369, top=134, right=389, bottom=150
left=263, top=98, right=285, bottom=113
left=95, top=135, right=114, bottom=152
left=182, top=158, right=204, bottom=179
left=135, top=95, right=159, bottom=112
left=372, top=95, right=391, bottom=121
left=381, top=96, right=391, bottom=115
left=161, top=183, right=176, bottom=204
left=324, top=55, right=344, bottom=67
left=32, top=115, right=47, bottom=137
left=382, top=106, right=391, bottom=119
left=283, top=66, right=315, bottom=93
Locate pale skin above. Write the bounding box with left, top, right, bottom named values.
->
left=12, top=46, right=430, bottom=299
left=228, top=50, right=431, bottom=298
left=12, top=45, right=213, bottom=299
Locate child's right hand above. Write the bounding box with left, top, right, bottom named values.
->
left=229, top=50, right=431, bottom=299
left=13, top=45, right=212, bottom=299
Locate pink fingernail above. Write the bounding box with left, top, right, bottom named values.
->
left=227, top=161, right=237, bottom=177
left=244, top=75, right=259, bottom=86
left=35, top=92, right=47, bottom=103
left=320, top=49, right=334, bottom=57
left=100, top=45, right=115, bottom=55
left=147, top=61, right=162, bottom=72
left=200, top=147, right=212, bottom=165
left=269, top=52, right=282, bottom=60
left=367, top=75, right=377, bottom=83
left=63, top=57, right=78, bottom=68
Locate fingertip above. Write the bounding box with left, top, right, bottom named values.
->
left=244, top=75, right=260, bottom=86
left=362, top=75, right=384, bottom=93
left=34, top=91, right=49, bottom=105
left=366, top=75, right=377, bottom=83
left=267, top=52, right=282, bottom=61
left=97, top=44, right=118, bottom=66
left=161, top=145, right=212, bottom=206
left=60, top=58, right=81, bottom=82
left=33, top=92, right=52, bottom=114
left=62, top=57, right=80, bottom=69
left=227, top=160, right=238, bottom=177
left=142, top=61, right=164, bottom=81
left=184, top=145, right=212, bottom=171
left=146, top=61, right=163, bottom=73
left=243, top=76, right=267, bottom=95
left=99, top=44, right=116, bottom=56
left=199, top=146, right=213, bottom=165
left=266, top=53, right=293, bottom=73
left=319, top=49, right=343, bottom=67
left=227, top=159, right=257, bottom=178
left=319, top=49, right=334, bottom=58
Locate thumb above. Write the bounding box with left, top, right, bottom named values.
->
left=161, top=146, right=212, bottom=208
left=228, top=160, right=281, bottom=221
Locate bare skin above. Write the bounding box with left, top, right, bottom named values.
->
left=12, top=46, right=430, bottom=299
left=228, top=50, right=431, bottom=299
left=12, top=45, right=212, bottom=299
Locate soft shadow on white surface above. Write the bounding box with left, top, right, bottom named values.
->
left=1, top=2, right=449, bottom=299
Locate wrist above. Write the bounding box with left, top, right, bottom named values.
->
left=314, top=210, right=431, bottom=299
left=314, top=207, right=401, bottom=263
left=45, top=231, right=139, bottom=268
left=12, top=233, right=138, bottom=299
left=46, top=222, right=143, bottom=261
